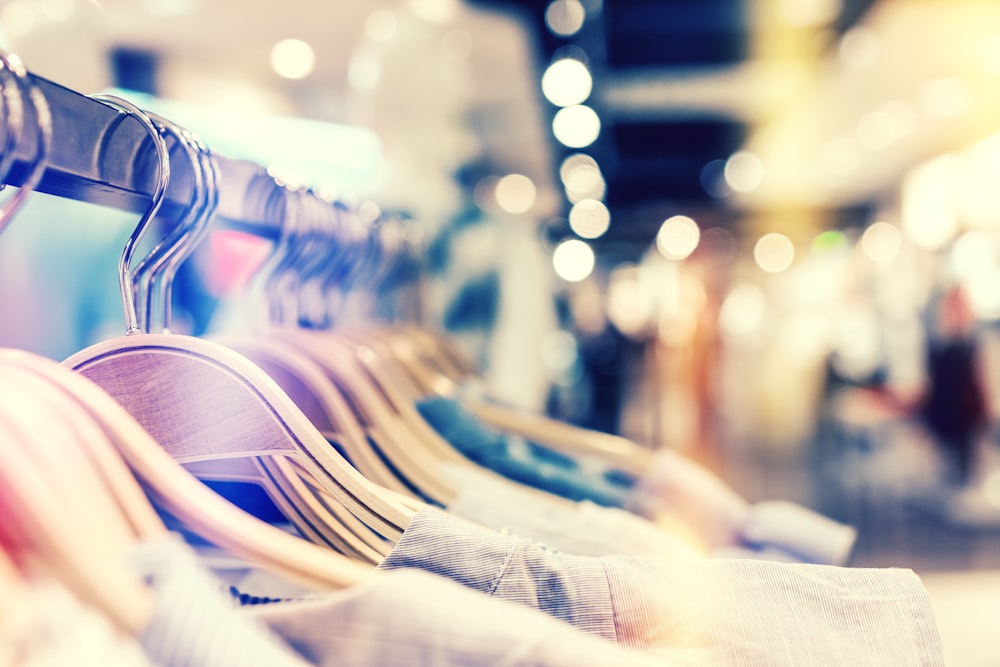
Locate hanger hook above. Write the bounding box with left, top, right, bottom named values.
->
left=0, top=50, right=52, bottom=237
left=155, top=120, right=219, bottom=332
left=87, top=94, right=170, bottom=335
left=131, top=113, right=207, bottom=333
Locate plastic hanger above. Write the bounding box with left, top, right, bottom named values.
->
left=61, top=96, right=414, bottom=543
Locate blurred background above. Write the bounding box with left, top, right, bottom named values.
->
left=1, top=0, right=1000, bottom=661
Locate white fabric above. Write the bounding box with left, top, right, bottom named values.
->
left=129, top=535, right=310, bottom=667
left=379, top=507, right=945, bottom=666
left=627, top=449, right=857, bottom=564
left=11, top=580, right=154, bottom=667
left=444, top=464, right=704, bottom=559
left=250, top=569, right=665, bottom=667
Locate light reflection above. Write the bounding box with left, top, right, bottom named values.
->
left=724, top=151, right=764, bottom=193
left=607, top=263, right=654, bottom=338
left=950, top=230, right=996, bottom=282
left=560, top=153, right=605, bottom=201
left=542, top=58, right=592, bottom=107
left=545, top=0, right=586, bottom=37
left=964, top=269, right=1000, bottom=320
left=720, top=283, right=766, bottom=338
left=754, top=233, right=795, bottom=273
left=40, top=0, right=74, bottom=20
left=901, top=155, right=960, bottom=250
left=270, top=38, right=316, bottom=80
left=552, top=104, right=601, bottom=148
left=568, top=199, right=610, bottom=239
left=811, top=230, right=849, bottom=255
left=494, top=173, right=537, bottom=214
left=656, top=215, right=700, bottom=261
left=860, top=221, right=902, bottom=264
left=552, top=239, right=595, bottom=282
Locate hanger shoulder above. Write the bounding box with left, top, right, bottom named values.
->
left=14, top=347, right=374, bottom=590
left=63, top=333, right=414, bottom=539
left=209, top=333, right=414, bottom=496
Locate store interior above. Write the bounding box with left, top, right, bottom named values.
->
left=1, top=0, right=1000, bottom=663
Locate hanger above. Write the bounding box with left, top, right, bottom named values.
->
left=243, top=192, right=458, bottom=505
left=209, top=185, right=412, bottom=495
left=60, top=96, right=414, bottom=545
left=2, top=347, right=375, bottom=591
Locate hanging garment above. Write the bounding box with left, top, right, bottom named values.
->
left=247, top=569, right=665, bottom=667
left=416, top=396, right=635, bottom=506
left=127, top=535, right=310, bottom=667
left=420, top=395, right=857, bottom=565
left=626, top=451, right=858, bottom=565
left=442, top=464, right=704, bottom=558
left=377, top=508, right=944, bottom=666
left=9, top=579, right=156, bottom=667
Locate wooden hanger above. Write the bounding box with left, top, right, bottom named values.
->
left=208, top=332, right=412, bottom=495
left=268, top=325, right=458, bottom=505
left=2, top=348, right=375, bottom=591
left=63, top=333, right=414, bottom=539
left=370, top=324, right=657, bottom=476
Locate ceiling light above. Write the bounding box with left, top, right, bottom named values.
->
left=754, top=233, right=795, bottom=273
left=568, top=199, right=610, bottom=239
left=541, top=58, right=592, bottom=107
left=724, top=151, right=764, bottom=193
left=545, top=0, right=585, bottom=37
left=553, top=239, right=595, bottom=282
left=270, top=38, right=316, bottom=80
left=495, top=173, right=537, bottom=214
left=552, top=105, right=600, bottom=148
left=860, top=221, right=902, bottom=263
left=656, top=215, right=700, bottom=261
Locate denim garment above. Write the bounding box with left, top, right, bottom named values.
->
left=378, top=508, right=944, bottom=667
left=416, top=396, right=633, bottom=506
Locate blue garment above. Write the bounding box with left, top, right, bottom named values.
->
left=378, top=508, right=944, bottom=666
left=416, top=396, right=634, bottom=506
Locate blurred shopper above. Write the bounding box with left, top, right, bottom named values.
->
left=919, top=284, right=989, bottom=487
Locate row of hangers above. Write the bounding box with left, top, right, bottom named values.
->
left=0, top=50, right=717, bottom=640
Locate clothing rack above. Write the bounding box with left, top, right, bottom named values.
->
left=4, top=72, right=285, bottom=240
